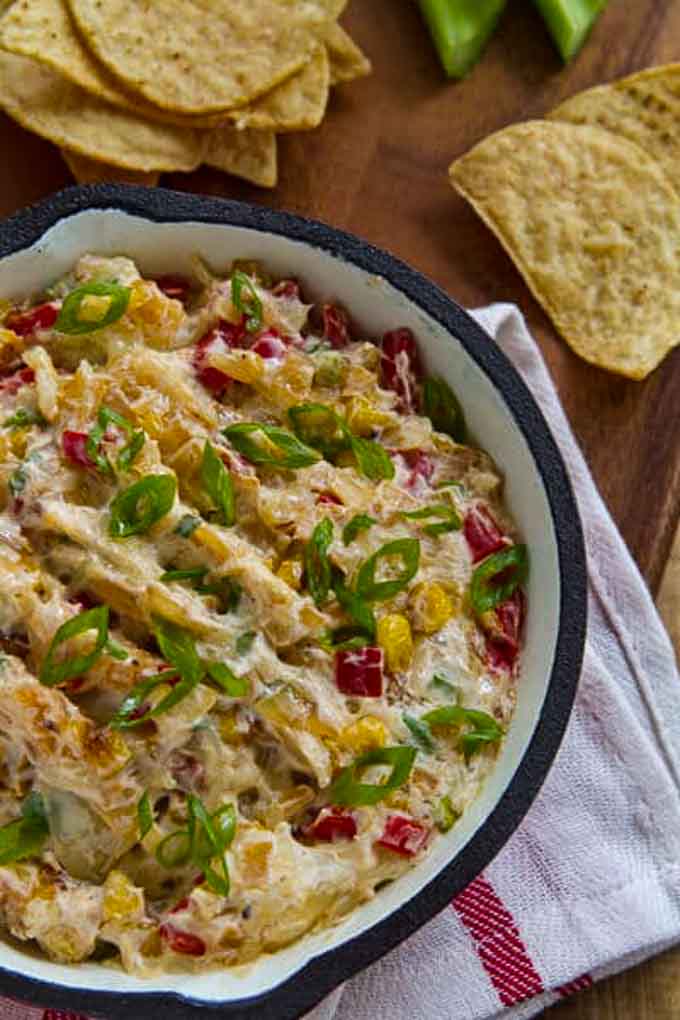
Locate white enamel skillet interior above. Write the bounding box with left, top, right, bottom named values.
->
left=0, top=186, right=586, bottom=1020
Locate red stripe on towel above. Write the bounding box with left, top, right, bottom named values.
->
left=453, top=875, right=544, bottom=1007
left=557, top=973, right=594, bottom=997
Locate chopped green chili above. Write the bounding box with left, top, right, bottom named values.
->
left=0, top=792, right=49, bottom=865
left=137, top=792, right=153, bottom=839
left=55, top=282, right=131, bottom=335
left=201, top=441, right=235, bottom=526
left=39, top=605, right=109, bottom=687
left=304, top=517, right=334, bottom=607
left=109, top=474, right=176, bottom=538
left=330, top=746, right=417, bottom=807
left=423, top=705, right=503, bottom=761
left=206, top=662, right=248, bottom=698
left=356, top=538, right=421, bottom=602
left=288, top=403, right=352, bottom=460
left=343, top=514, right=377, bottom=546
left=469, top=544, right=528, bottom=615
left=3, top=408, right=46, bottom=429
left=224, top=422, right=321, bottom=470
left=403, top=712, right=435, bottom=753
left=350, top=436, right=395, bottom=481
left=422, top=376, right=466, bottom=442
left=235, top=631, right=256, bottom=656
left=231, top=271, right=263, bottom=333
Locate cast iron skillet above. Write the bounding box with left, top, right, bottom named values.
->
left=0, top=186, right=587, bottom=1020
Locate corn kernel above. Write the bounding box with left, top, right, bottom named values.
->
left=219, top=707, right=244, bottom=745
left=77, top=293, right=112, bottom=323
left=377, top=613, right=413, bottom=673
left=276, top=559, right=303, bottom=591
left=341, top=715, right=387, bottom=754
left=410, top=582, right=455, bottom=635
left=345, top=396, right=392, bottom=437
left=103, top=870, right=144, bottom=923
left=207, top=349, right=264, bottom=385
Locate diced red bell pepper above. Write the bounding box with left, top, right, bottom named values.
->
left=0, top=366, right=35, bottom=395
left=485, top=589, right=525, bottom=674
left=159, top=922, right=206, bottom=957
left=4, top=302, right=59, bottom=337
left=380, top=328, right=421, bottom=413
left=398, top=449, right=435, bottom=492
left=62, top=430, right=96, bottom=469
left=335, top=646, right=384, bottom=697
left=154, top=275, right=191, bottom=303
left=193, top=320, right=245, bottom=394
left=169, top=896, right=191, bottom=915
left=272, top=279, right=301, bottom=300
left=316, top=491, right=343, bottom=506
left=251, top=329, right=287, bottom=360
left=464, top=505, right=507, bottom=564
left=322, top=303, right=351, bottom=349
left=302, top=806, right=358, bottom=842
left=376, top=814, right=430, bottom=857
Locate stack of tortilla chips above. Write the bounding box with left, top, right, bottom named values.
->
left=449, top=66, right=680, bottom=380
left=0, top=0, right=370, bottom=188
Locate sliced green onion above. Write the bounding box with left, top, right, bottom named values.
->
left=117, top=429, right=145, bottom=472
left=137, top=792, right=153, bottom=839
left=235, top=631, right=256, bottom=656
left=105, top=639, right=129, bottom=661
left=8, top=467, right=26, bottom=499
left=423, top=705, right=503, bottom=761
left=109, top=670, right=192, bottom=729
left=350, top=437, right=395, bottom=482
left=3, top=408, right=46, bottom=429
left=155, top=829, right=192, bottom=868
left=317, top=627, right=373, bottom=652
left=304, top=517, right=334, bottom=607
left=195, top=576, right=241, bottom=612
left=160, top=567, right=208, bottom=584
left=39, top=605, right=109, bottom=687
left=402, top=503, right=462, bottom=537
left=435, top=795, right=460, bottom=833
left=153, top=618, right=203, bottom=687
left=288, top=403, right=352, bottom=460
left=422, top=376, right=466, bottom=442
left=231, top=271, right=263, bottom=333
left=109, top=474, right=176, bottom=538
left=0, top=792, right=49, bottom=866
left=224, top=422, right=321, bottom=470
left=343, top=514, right=377, bottom=546
left=55, top=282, right=131, bottom=335
left=330, top=746, right=417, bottom=807
left=86, top=406, right=145, bottom=476
left=206, top=662, right=248, bottom=698
left=201, top=441, right=235, bottom=527
left=332, top=572, right=376, bottom=639
left=356, top=538, right=421, bottom=602
left=175, top=514, right=202, bottom=538
left=403, top=712, right=435, bottom=753
left=430, top=673, right=461, bottom=701
left=155, top=798, right=236, bottom=895
left=469, top=544, right=528, bottom=615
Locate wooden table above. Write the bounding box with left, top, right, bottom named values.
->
left=0, top=0, right=678, bottom=1015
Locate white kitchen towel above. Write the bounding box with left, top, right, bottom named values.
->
left=307, top=304, right=680, bottom=1020
left=5, top=304, right=680, bottom=1020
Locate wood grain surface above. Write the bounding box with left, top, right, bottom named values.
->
left=0, top=0, right=678, bottom=1016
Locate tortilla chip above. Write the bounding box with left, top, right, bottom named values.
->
left=449, top=121, right=680, bottom=380
left=0, top=52, right=203, bottom=172
left=229, top=46, right=330, bottom=132
left=0, top=0, right=330, bottom=132
left=203, top=127, right=278, bottom=189
left=550, top=64, right=680, bottom=187
left=324, top=23, right=372, bottom=85
left=67, top=0, right=334, bottom=115
left=61, top=150, right=160, bottom=186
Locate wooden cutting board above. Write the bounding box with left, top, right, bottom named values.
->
left=0, top=1, right=678, bottom=1016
